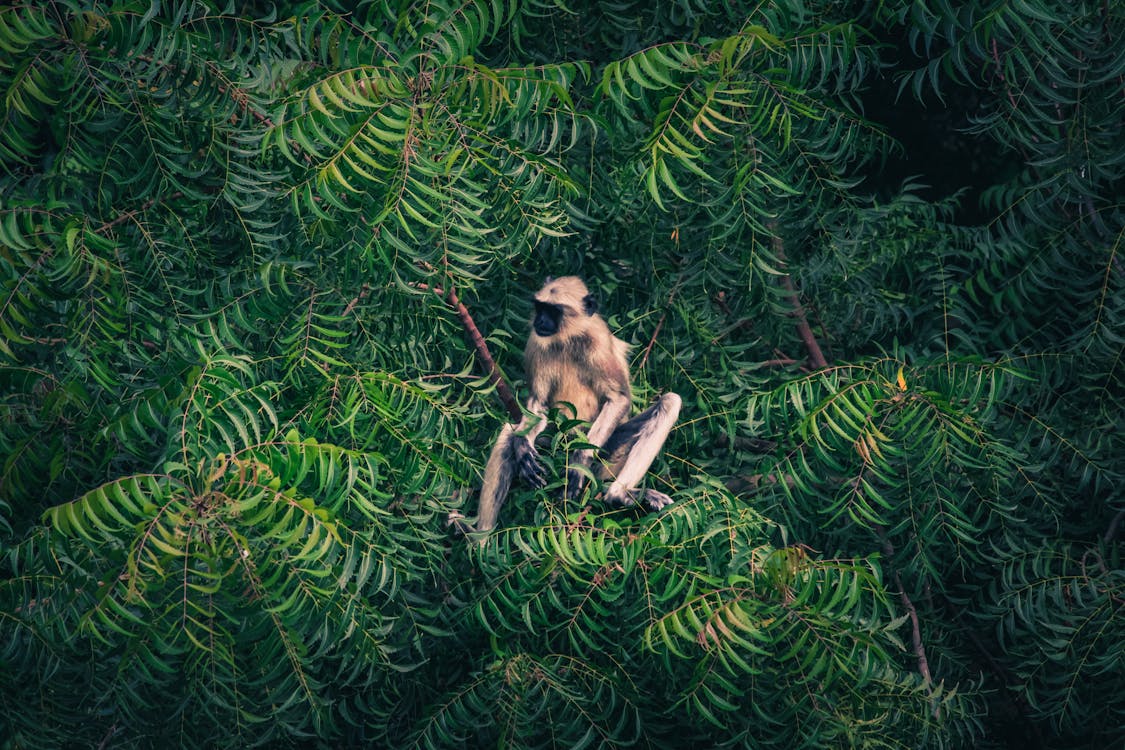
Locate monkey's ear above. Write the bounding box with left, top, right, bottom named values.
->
left=583, top=294, right=598, bottom=315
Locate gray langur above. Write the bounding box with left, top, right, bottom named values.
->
left=464, top=276, right=681, bottom=533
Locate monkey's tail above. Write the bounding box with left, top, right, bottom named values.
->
left=475, top=423, right=516, bottom=533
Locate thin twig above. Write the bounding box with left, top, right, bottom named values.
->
left=941, top=593, right=1046, bottom=748
left=991, top=39, right=1021, bottom=112
left=724, top=473, right=795, bottom=494
left=417, top=283, right=522, bottom=421
left=759, top=357, right=798, bottom=368
left=637, top=311, right=667, bottom=371
left=95, top=192, right=184, bottom=235
left=96, top=723, right=119, bottom=750
left=1104, top=508, right=1124, bottom=544
left=342, top=283, right=370, bottom=317
left=639, top=283, right=682, bottom=370
left=896, top=574, right=933, bottom=685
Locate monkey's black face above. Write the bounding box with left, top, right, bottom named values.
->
left=533, top=301, right=562, bottom=337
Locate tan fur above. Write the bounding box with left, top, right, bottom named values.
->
left=524, top=276, right=631, bottom=422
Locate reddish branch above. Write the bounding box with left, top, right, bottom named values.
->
left=417, top=283, right=522, bottom=421
left=639, top=284, right=681, bottom=370
left=342, top=284, right=370, bottom=317
left=990, top=39, right=1021, bottom=113
left=896, top=573, right=934, bottom=686
left=760, top=357, right=798, bottom=368
left=638, top=310, right=667, bottom=371
left=765, top=229, right=936, bottom=700
left=880, top=532, right=937, bottom=713
left=769, top=231, right=829, bottom=370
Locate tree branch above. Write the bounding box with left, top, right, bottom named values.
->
left=639, top=283, right=682, bottom=370
left=637, top=310, right=667, bottom=371
left=879, top=532, right=938, bottom=718
left=941, top=593, right=1046, bottom=748
left=759, top=357, right=799, bottom=368
left=342, top=283, right=370, bottom=317
left=1104, top=508, right=1124, bottom=544
left=769, top=230, right=828, bottom=370
left=95, top=192, right=185, bottom=235
left=417, top=283, right=522, bottom=421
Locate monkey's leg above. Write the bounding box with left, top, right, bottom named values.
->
left=600, top=392, right=681, bottom=511
left=565, top=392, right=631, bottom=499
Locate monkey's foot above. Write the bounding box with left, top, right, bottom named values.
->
left=605, top=487, right=674, bottom=512
left=446, top=511, right=473, bottom=536
left=640, top=489, right=675, bottom=512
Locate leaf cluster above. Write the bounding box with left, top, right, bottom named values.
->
left=0, top=1, right=1121, bottom=748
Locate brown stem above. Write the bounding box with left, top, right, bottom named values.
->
left=724, top=473, right=795, bottom=494
left=759, top=357, right=798, bottom=368
left=342, top=283, right=370, bottom=317
left=991, top=39, right=1021, bottom=112
left=880, top=533, right=937, bottom=718
left=941, top=593, right=1046, bottom=747
left=1104, top=508, right=1124, bottom=544
left=769, top=230, right=828, bottom=369
left=134, top=54, right=315, bottom=167
left=639, top=284, right=682, bottom=370
left=95, top=192, right=184, bottom=234
left=897, top=574, right=933, bottom=685
left=417, top=283, right=522, bottom=421
left=637, top=311, right=667, bottom=371
left=96, top=723, right=119, bottom=750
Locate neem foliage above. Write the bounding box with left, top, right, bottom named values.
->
left=0, top=1, right=1120, bottom=748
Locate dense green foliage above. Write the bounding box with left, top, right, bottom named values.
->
left=1, top=1, right=1121, bottom=748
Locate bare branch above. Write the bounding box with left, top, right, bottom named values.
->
left=637, top=310, right=667, bottom=371
left=417, top=283, right=522, bottom=421
left=770, top=230, right=828, bottom=370
left=880, top=532, right=938, bottom=718
left=95, top=192, right=185, bottom=235
left=1105, top=508, right=1124, bottom=544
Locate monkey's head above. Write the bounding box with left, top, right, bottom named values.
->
left=531, top=276, right=598, bottom=337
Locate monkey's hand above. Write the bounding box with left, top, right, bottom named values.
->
left=564, top=451, right=595, bottom=499
left=564, top=468, right=589, bottom=499
left=512, top=437, right=546, bottom=488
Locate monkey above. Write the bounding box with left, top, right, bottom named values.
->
left=460, top=276, right=681, bottom=534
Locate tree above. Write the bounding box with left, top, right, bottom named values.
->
left=1, top=1, right=1120, bottom=748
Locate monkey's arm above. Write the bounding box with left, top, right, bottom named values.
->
left=565, top=391, right=630, bottom=498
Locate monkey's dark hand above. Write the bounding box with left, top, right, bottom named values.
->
left=512, top=438, right=546, bottom=488
left=564, top=468, right=589, bottom=499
